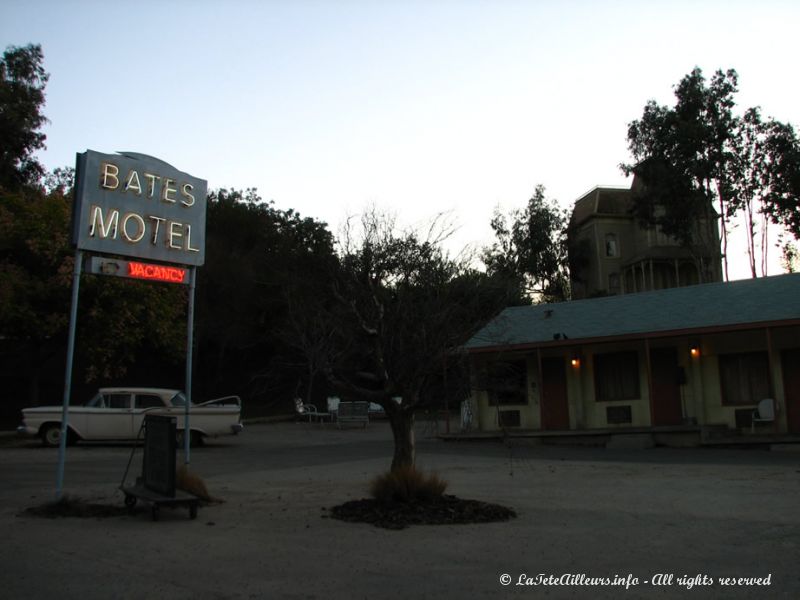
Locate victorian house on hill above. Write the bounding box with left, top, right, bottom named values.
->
left=568, top=178, right=722, bottom=299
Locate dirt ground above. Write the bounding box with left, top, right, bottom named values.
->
left=1, top=422, right=798, bottom=599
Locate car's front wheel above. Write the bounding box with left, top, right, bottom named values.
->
left=41, top=424, right=77, bottom=447
left=42, top=424, right=61, bottom=447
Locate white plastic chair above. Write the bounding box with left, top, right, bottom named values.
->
left=294, top=398, right=327, bottom=423
left=751, top=398, right=776, bottom=433
left=326, top=397, right=340, bottom=422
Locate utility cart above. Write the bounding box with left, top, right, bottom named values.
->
left=120, top=415, right=200, bottom=521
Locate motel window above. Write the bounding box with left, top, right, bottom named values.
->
left=718, top=352, right=771, bottom=406
left=487, top=360, right=528, bottom=406
left=594, top=351, right=640, bottom=401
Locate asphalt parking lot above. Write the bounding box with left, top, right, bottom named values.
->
left=1, top=422, right=799, bottom=599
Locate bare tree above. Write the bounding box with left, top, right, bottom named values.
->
left=295, top=209, right=509, bottom=470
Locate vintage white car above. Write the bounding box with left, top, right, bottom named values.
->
left=18, top=387, right=243, bottom=447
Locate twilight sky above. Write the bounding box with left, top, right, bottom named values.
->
left=3, top=0, right=799, bottom=274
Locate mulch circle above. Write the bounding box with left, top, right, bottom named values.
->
left=21, top=494, right=221, bottom=520
left=327, top=494, right=516, bottom=530
left=21, top=497, right=129, bottom=519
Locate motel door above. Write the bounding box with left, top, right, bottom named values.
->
left=650, top=347, right=683, bottom=426
left=541, top=357, right=570, bottom=430
left=783, top=349, right=800, bottom=434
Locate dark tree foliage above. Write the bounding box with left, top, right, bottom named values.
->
left=0, top=186, right=72, bottom=407
left=0, top=180, right=337, bottom=420
left=79, top=277, right=186, bottom=383
left=0, top=44, right=49, bottom=192
left=194, top=188, right=335, bottom=410
left=482, top=185, right=570, bottom=303
left=0, top=179, right=186, bottom=410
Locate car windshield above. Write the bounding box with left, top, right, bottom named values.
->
left=84, top=393, right=104, bottom=408
left=170, top=392, right=190, bottom=407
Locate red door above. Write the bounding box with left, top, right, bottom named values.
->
left=541, top=357, right=569, bottom=430
left=783, top=349, right=800, bottom=434
left=650, top=347, right=683, bottom=426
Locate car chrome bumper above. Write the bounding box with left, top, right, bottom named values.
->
left=231, top=423, right=244, bottom=434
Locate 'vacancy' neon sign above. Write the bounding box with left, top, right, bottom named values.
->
left=128, top=261, right=188, bottom=284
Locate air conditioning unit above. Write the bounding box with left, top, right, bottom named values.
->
left=498, top=410, right=521, bottom=427
left=606, top=405, right=632, bottom=425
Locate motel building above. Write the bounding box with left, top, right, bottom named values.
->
left=464, top=273, right=800, bottom=445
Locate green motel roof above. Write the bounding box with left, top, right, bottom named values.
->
left=465, top=273, right=800, bottom=352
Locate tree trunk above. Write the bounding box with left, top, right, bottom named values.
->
left=389, top=410, right=415, bottom=471
left=305, top=364, right=315, bottom=406
left=745, top=200, right=757, bottom=278
left=718, top=193, right=729, bottom=281
left=760, top=212, right=769, bottom=277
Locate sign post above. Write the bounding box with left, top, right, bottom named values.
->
left=56, top=151, right=206, bottom=498
left=184, top=267, right=197, bottom=463
left=55, top=249, right=83, bottom=499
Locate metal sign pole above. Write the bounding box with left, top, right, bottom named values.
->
left=56, top=249, right=83, bottom=499
left=184, top=267, right=197, bottom=464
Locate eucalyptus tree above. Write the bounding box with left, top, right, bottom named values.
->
left=622, top=68, right=737, bottom=280
left=725, top=108, right=800, bottom=276
left=623, top=67, right=800, bottom=279
left=758, top=120, right=800, bottom=242
left=482, top=185, right=570, bottom=303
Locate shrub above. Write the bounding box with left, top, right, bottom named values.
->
left=369, top=465, right=448, bottom=504
left=176, top=464, right=211, bottom=502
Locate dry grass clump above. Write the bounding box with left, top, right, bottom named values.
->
left=176, top=464, right=212, bottom=502
left=369, top=465, right=448, bottom=504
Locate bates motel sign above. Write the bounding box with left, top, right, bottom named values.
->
left=73, top=151, right=207, bottom=266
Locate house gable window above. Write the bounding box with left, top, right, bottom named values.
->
left=486, top=360, right=528, bottom=406
left=605, top=233, right=619, bottom=258
left=594, top=351, right=640, bottom=401
left=718, top=352, right=771, bottom=406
